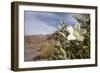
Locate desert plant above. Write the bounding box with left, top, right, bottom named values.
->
left=53, top=14, right=90, bottom=59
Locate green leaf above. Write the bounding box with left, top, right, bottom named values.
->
left=58, top=31, right=66, bottom=38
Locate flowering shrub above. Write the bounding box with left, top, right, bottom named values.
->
left=51, top=14, right=90, bottom=60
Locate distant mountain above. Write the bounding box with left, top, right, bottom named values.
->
left=24, top=34, right=54, bottom=44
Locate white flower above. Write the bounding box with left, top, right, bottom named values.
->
left=67, top=26, right=76, bottom=40
left=67, top=23, right=87, bottom=41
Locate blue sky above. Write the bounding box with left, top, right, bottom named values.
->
left=24, top=11, right=77, bottom=35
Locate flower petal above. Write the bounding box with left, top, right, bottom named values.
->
left=67, top=26, right=74, bottom=34
left=67, top=34, right=76, bottom=40
left=77, top=36, right=84, bottom=41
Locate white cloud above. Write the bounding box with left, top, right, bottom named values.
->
left=24, top=16, right=57, bottom=35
